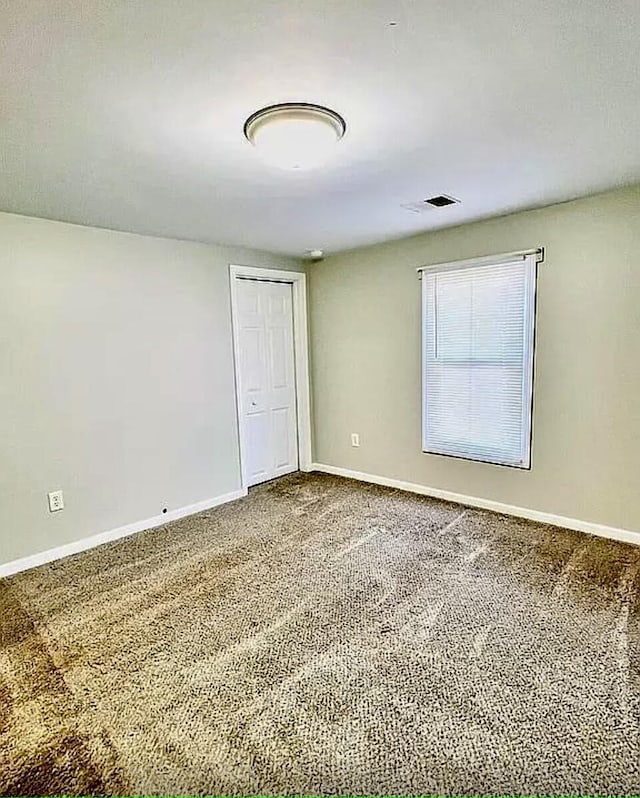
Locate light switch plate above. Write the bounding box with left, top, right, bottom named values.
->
left=350, top=433, right=360, bottom=447
left=48, top=490, right=64, bottom=512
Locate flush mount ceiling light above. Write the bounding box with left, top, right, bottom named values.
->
left=244, top=102, right=346, bottom=171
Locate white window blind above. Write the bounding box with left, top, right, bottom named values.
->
left=421, top=253, right=537, bottom=468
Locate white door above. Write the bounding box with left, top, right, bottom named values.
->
left=235, top=278, right=299, bottom=486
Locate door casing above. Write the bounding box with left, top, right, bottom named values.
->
left=229, top=265, right=312, bottom=490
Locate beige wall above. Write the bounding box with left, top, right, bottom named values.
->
left=309, top=186, right=640, bottom=531
left=0, top=212, right=302, bottom=565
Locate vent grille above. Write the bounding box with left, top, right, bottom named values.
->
left=426, top=194, right=458, bottom=207
left=401, top=194, right=460, bottom=214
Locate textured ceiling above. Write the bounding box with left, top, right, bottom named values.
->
left=2, top=0, right=640, bottom=255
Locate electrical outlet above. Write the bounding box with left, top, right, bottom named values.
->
left=48, top=490, right=64, bottom=512
left=350, top=433, right=360, bottom=447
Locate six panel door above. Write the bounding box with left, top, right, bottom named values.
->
left=236, top=278, right=298, bottom=486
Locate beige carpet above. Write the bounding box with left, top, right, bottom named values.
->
left=1, top=472, right=639, bottom=795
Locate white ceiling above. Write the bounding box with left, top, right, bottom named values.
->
left=2, top=0, right=640, bottom=256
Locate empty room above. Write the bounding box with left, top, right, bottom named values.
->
left=1, top=1, right=639, bottom=795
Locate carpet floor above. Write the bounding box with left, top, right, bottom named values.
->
left=1, top=472, right=639, bottom=795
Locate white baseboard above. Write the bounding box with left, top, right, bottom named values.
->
left=0, top=487, right=247, bottom=580
left=4, top=465, right=636, bottom=579
left=311, top=463, right=640, bottom=548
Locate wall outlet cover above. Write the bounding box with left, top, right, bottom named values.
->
left=48, top=490, right=64, bottom=512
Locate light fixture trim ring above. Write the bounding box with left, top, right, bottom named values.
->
left=244, top=102, right=347, bottom=143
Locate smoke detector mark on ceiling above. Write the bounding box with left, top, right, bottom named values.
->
left=401, top=195, right=460, bottom=213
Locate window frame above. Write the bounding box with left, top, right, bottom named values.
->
left=420, top=252, right=539, bottom=469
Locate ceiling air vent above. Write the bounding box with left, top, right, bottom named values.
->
left=401, top=194, right=460, bottom=214
left=425, top=194, right=458, bottom=207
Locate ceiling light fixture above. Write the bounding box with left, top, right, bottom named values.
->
left=244, top=102, right=346, bottom=171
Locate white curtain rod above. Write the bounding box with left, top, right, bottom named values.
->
left=417, top=247, right=544, bottom=275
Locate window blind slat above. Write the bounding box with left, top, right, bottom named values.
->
left=422, top=256, right=537, bottom=468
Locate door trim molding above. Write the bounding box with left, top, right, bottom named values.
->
left=229, top=265, right=312, bottom=489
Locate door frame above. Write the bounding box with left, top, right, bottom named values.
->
left=229, top=264, right=312, bottom=489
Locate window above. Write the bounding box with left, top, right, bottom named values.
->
left=421, top=252, right=538, bottom=468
